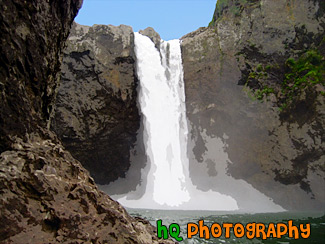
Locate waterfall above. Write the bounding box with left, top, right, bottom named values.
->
left=112, top=33, right=238, bottom=210
left=101, top=32, right=285, bottom=212
left=136, top=34, right=191, bottom=206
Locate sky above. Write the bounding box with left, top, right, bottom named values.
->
left=75, top=0, right=217, bottom=40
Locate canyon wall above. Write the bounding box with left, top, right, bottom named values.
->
left=181, top=0, right=324, bottom=211
left=0, top=0, right=81, bottom=152
left=52, top=25, right=163, bottom=188
left=51, top=23, right=140, bottom=184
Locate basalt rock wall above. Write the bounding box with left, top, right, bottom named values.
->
left=181, top=0, right=324, bottom=211
left=51, top=23, right=140, bottom=185
left=0, top=0, right=81, bottom=152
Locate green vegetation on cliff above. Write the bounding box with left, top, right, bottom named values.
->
left=249, top=50, right=325, bottom=110
left=210, top=0, right=260, bottom=26
left=185, top=0, right=325, bottom=211
left=281, top=50, right=325, bottom=105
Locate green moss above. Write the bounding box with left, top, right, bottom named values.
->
left=208, top=16, right=215, bottom=27
left=210, top=0, right=261, bottom=26
left=255, top=86, right=274, bottom=100
left=246, top=65, right=269, bottom=83
left=279, top=50, right=325, bottom=109
left=256, top=64, right=263, bottom=72
left=214, top=0, right=229, bottom=19
left=246, top=40, right=257, bottom=48
left=230, top=5, right=241, bottom=16
left=248, top=71, right=256, bottom=79
left=248, top=49, right=324, bottom=109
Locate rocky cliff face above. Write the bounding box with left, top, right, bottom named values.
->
left=139, top=27, right=161, bottom=50
left=181, top=0, right=324, bottom=211
left=0, top=0, right=81, bottom=153
left=0, top=133, right=174, bottom=243
left=51, top=23, right=140, bottom=184
left=0, top=1, right=175, bottom=243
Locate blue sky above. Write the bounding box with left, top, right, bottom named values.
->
left=75, top=0, right=217, bottom=40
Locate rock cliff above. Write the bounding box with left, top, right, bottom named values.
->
left=181, top=0, right=324, bottom=211
left=0, top=1, right=175, bottom=243
left=0, top=0, right=81, bottom=152
left=139, top=27, right=161, bottom=50
left=51, top=23, right=140, bottom=184
left=0, top=133, right=173, bottom=243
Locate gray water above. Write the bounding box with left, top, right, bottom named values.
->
left=128, top=209, right=325, bottom=243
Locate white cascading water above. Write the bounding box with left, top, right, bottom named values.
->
left=114, top=33, right=238, bottom=210
left=139, top=37, right=190, bottom=206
